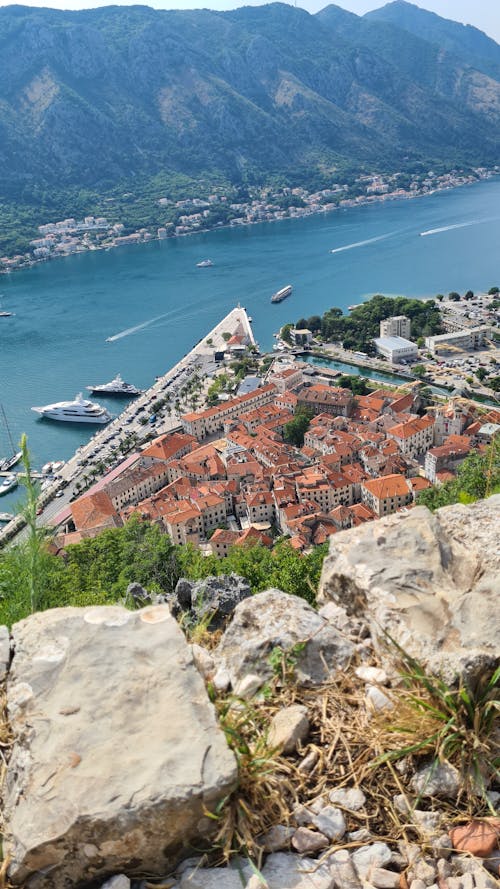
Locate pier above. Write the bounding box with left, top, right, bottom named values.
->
left=0, top=306, right=256, bottom=546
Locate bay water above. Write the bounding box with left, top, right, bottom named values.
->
left=0, top=177, right=499, bottom=512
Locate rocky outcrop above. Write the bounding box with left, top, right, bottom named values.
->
left=215, top=588, right=355, bottom=689
left=4, top=604, right=237, bottom=888
left=318, top=495, right=500, bottom=682
left=171, top=573, right=251, bottom=631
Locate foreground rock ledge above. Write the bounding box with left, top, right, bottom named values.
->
left=4, top=605, right=237, bottom=888
left=318, top=494, right=500, bottom=682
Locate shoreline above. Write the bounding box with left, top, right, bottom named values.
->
left=2, top=169, right=498, bottom=278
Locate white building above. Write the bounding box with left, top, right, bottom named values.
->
left=374, top=336, right=418, bottom=363
left=380, top=316, right=411, bottom=339
left=424, top=327, right=491, bottom=355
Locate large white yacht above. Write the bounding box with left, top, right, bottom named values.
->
left=86, top=373, right=142, bottom=396
left=31, top=393, right=112, bottom=424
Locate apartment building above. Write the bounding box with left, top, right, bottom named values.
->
left=182, top=384, right=277, bottom=438
left=360, top=474, right=413, bottom=517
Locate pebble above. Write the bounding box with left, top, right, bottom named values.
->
left=311, top=805, right=346, bottom=841
left=268, top=705, right=309, bottom=753
left=329, top=787, right=366, bottom=811
left=370, top=866, right=401, bottom=888
left=298, top=748, right=319, bottom=774
left=366, top=684, right=394, bottom=712
left=245, top=877, right=267, bottom=889
left=191, top=643, right=215, bottom=679
left=292, top=827, right=329, bottom=854
left=409, top=882, right=426, bottom=889
left=292, top=804, right=314, bottom=826
left=260, top=824, right=295, bottom=852
left=352, top=843, right=393, bottom=878
left=474, top=870, right=500, bottom=888
left=234, top=673, right=263, bottom=699
left=461, top=874, right=475, bottom=889
left=328, top=849, right=363, bottom=889
left=411, top=761, right=460, bottom=799
left=355, top=665, right=389, bottom=685
left=212, top=666, right=231, bottom=693
left=410, top=858, right=436, bottom=885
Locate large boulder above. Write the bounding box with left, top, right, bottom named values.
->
left=215, top=589, right=354, bottom=688
left=318, top=495, right=500, bottom=682
left=4, top=605, right=237, bottom=888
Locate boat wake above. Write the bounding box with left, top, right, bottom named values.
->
left=105, top=304, right=213, bottom=342
left=330, top=232, right=396, bottom=254
left=420, top=217, right=499, bottom=237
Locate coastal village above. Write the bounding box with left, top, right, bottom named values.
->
left=0, top=167, right=496, bottom=272
left=46, top=306, right=499, bottom=557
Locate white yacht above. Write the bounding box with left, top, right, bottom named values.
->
left=31, top=393, right=112, bottom=424
left=0, top=474, right=18, bottom=496
left=87, top=374, right=142, bottom=396
left=196, top=259, right=213, bottom=268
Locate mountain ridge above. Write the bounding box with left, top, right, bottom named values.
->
left=0, top=2, right=499, bottom=230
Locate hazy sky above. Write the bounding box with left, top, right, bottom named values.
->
left=1, top=1, right=498, bottom=43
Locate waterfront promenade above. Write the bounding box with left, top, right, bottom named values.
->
left=0, top=306, right=256, bottom=545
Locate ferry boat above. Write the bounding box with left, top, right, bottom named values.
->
left=196, top=259, right=213, bottom=268
left=271, top=284, right=292, bottom=304
left=87, top=373, right=142, bottom=396
left=0, top=474, right=18, bottom=496
left=31, top=393, right=112, bottom=424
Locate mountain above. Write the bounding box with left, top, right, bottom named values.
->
left=366, top=1, right=500, bottom=82
left=0, top=2, right=499, bottom=206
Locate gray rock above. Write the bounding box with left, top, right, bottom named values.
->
left=355, top=665, right=388, bottom=685
left=311, top=805, right=346, bottom=841
left=318, top=496, right=500, bottom=684
left=4, top=605, right=237, bottom=888
left=328, top=849, right=363, bottom=889
left=329, top=787, right=366, bottom=811
left=366, top=684, right=394, bottom=712
left=100, top=877, right=131, bottom=889
left=298, top=749, right=320, bottom=774
left=292, top=827, right=329, bottom=854
left=352, top=843, right=393, bottom=878
left=371, top=868, right=401, bottom=888
left=179, top=863, right=252, bottom=889
left=191, top=642, right=216, bottom=680
left=268, top=705, right=310, bottom=753
left=0, top=624, right=10, bottom=681
left=216, top=589, right=354, bottom=687
left=125, top=581, right=150, bottom=604
left=411, top=858, right=437, bottom=885
left=173, top=573, right=251, bottom=630
left=411, top=761, right=460, bottom=799
left=260, top=824, right=295, bottom=852
left=260, top=851, right=334, bottom=888
left=233, top=673, right=263, bottom=699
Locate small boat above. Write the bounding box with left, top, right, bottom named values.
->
left=87, top=373, right=142, bottom=396
left=196, top=259, right=213, bottom=268
left=0, top=311, right=13, bottom=317
left=31, top=393, right=112, bottom=424
left=271, top=285, right=292, bottom=304
left=0, top=474, right=18, bottom=496
left=0, top=404, right=22, bottom=471
left=0, top=512, right=14, bottom=522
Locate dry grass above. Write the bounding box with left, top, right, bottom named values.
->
left=206, top=654, right=499, bottom=865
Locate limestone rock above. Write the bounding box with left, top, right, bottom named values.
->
left=0, top=624, right=10, bottom=681
left=352, top=842, right=393, bottom=878
left=268, top=705, right=310, bottom=753
left=191, top=642, right=216, bottom=679
left=100, top=877, right=130, bottom=889
left=311, top=805, right=346, bottom=841
left=4, top=605, right=237, bottom=888
left=260, top=851, right=334, bottom=888
left=411, top=761, right=460, bottom=799
left=260, top=824, right=295, bottom=852
left=318, top=496, right=500, bottom=683
left=329, top=787, right=366, bottom=811
left=292, top=826, right=329, bottom=854
left=216, top=589, right=354, bottom=687
left=172, top=573, right=251, bottom=630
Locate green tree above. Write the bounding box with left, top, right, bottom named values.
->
left=413, top=365, right=427, bottom=378
left=283, top=408, right=313, bottom=447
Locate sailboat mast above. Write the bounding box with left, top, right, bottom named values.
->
left=0, top=403, right=16, bottom=455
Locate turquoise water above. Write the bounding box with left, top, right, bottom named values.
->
left=0, top=177, right=499, bottom=512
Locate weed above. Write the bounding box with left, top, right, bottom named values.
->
left=267, top=642, right=307, bottom=684
left=373, top=639, right=500, bottom=810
